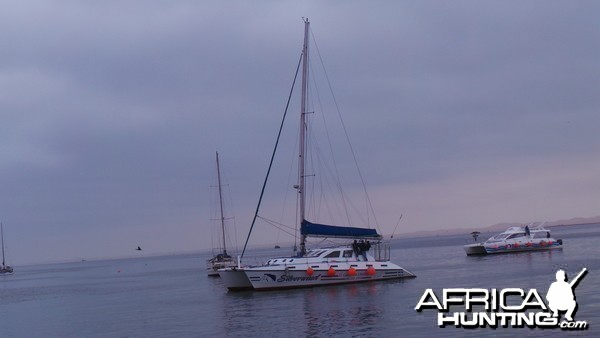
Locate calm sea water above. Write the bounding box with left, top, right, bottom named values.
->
left=1, top=224, right=598, bottom=337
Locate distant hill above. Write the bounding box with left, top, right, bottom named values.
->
left=543, top=216, right=600, bottom=227
left=395, top=216, right=600, bottom=239
left=488, top=216, right=600, bottom=230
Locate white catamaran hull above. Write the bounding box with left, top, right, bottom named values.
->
left=218, top=268, right=253, bottom=290
left=219, top=252, right=415, bottom=291
left=244, top=264, right=414, bottom=290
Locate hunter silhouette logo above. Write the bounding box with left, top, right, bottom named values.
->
left=415, top=268, right=589, bottom=330
left=546, top=268, right=587, bottom=322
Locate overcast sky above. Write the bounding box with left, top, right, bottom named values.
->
left=1, top=1, right=599, bottom=265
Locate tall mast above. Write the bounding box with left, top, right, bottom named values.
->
left=1, top=222, right=5, bottom=268
left=215, top=152, right=227, bottom=256
left=299, top=18, right=309, bottom=255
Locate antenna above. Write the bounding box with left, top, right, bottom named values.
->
left=390, top=214, right=403, bottom=239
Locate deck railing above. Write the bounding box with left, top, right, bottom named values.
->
left=372, top=242, right=390, bottom=261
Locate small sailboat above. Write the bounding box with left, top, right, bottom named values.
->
left=206, top=152, right=237, bottom=276
left=1, top=222, right=13, bottom=274
left=219, top=19, right=415, bottom=290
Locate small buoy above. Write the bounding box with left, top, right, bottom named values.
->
left=327, top=267, right=336, bottom=277
left=306, top=267, right=314, bottom=276
left=366, top=266, right=376, bottom=276
left=347, top=267, right=357, bottom=276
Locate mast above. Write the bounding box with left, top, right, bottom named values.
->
left=215, top=152, right=228, bottom=256
left=1, top=222, right=5, bottom=268
left=299, top=18, right=309, bottom=256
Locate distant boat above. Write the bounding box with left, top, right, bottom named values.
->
left=206, top=152, right=237, bottom=276
left=136, top=246, right=142, bottom=251
left=274, top=245, right=281, bottom=249
left=464, top=223, right=563, bottom=255
left=1, top=222, right=13, bottom=274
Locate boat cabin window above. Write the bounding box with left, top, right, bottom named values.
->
left=532, top=231, right=551, bottom=239
left=323, top=251, right=341, bottom=258
left=506, top=233, right=527, bottom=240
left=307, top=250, right=326, bottom=257
left=343, top=250, right=353, bottom=258
left=489, top=234, right=509, bottom=241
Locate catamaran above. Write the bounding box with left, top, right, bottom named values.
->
left=206, top=152, right=237, bottom=276
left=219, top=19, right=415, bottom=290
left=1, top=222, right=13, bottom=274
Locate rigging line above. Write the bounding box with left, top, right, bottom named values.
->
left=305, top=119, right=344, bottom=226
left=269, top=224, right=297, bottom=239
left=211, top=160, right=239, bottom=254
left=257, top=215, right=298, bottom=232
left=279, top=115, right=300, bottom=249
left=208, top=173, right=222, bottom=253
left=307, top=59, right=353, bottom=226
left=257, top=216, right=298, bottom=239
left=241, top=52, right=303, bottom=259
left=294, top=182, right=299, bottom=250
left=308, top=74, right=372, bottom=229
left=310, top=133, right=372, bottom=227
left=310, top=135, right=353, bottom=225
left=303, top=107, right=318, bottom=222
left=307, top=237, right=341, bottom=248
left=310, top=26, right=381, bottom=232
left=225, top=183, right=240, bottom=254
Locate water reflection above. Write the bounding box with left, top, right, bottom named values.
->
left=302, top=283, right=384, bottom=337
left=215, top=225, right=600, bottom=337
left=218, top=281, right=401, bottom=337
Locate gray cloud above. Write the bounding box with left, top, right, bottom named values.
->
left=1, top=1, right=598, bottom=264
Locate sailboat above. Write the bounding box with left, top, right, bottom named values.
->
left=1, top=222, right=13, bottom=274
left=219, top=19, right=415, bottom=290
left=206, top=152, right=238, bottom=276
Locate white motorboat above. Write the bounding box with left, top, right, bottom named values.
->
left=464, top=224, right=563, bottom=256
left=219, top=19, right=415, bottom=290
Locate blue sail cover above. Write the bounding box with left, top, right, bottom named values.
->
left=301, top=220, right=382, bottom=239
